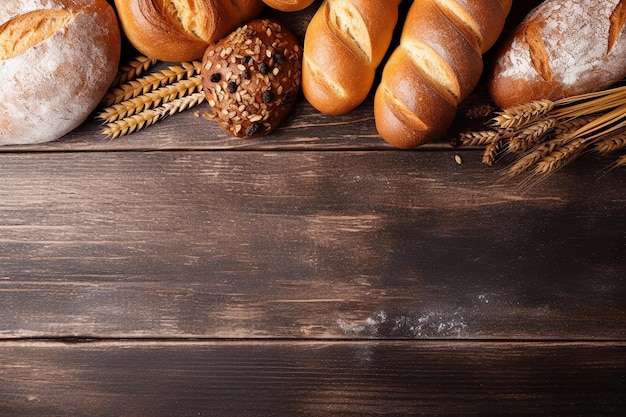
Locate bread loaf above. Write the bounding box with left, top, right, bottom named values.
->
left=114, top=0, right=264, bottom=62
left=488, top=0, right=626, bottom=109
left=0, top=0, right=120, bottom=146
left=374, top=0, right=512, bottom=149
left=302, top=0, right=401, bottom=115
left=261, top=0, right=315, bottom=12
left=201, top=19, right=302, bottom=139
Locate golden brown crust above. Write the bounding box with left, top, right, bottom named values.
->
left=201, top=19, right=302, bottom=139
left=261, top=0, right=315, bottom=12
left=301, top=0, right=401, bottom=115
left=0, top=0, right=120, bottom=145
left=374, top=0, right=511, bottom=149
left=488, top=0, right=626, bottom=109
left=114, top=0, right=264, bottom=62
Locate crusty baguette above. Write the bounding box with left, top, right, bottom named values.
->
left=302, top=0, right=401, bottom=115
left=488, top=0, right=626, bottom=109
left=0, top=0, right=120, bottom=145
left=374, top=0, right=512, bottom=149
left=114, top=0, right=264, bottom=62
left=261, top=0, right=315, bottom=12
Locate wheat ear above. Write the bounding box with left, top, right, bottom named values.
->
left=99, top=75, right=203, bottom=123
left=102, top=92, right=206, bottom=139
left=102, top=61, right=202, bottom=107
left=508, top=118, right=557, bottom=153
left=490, top=99, right=554, bottom=131
left=110, top=55, right=158, bottom=89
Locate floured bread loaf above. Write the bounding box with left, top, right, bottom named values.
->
left=0, top=0, right=121, bottom=146
left=488, top=0, right=626, bottom=109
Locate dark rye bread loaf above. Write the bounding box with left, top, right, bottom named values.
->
left=488, top=0, right=626, bottom=109
left=201, top=19, right=302, bottom=139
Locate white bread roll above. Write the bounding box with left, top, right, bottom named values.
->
left=261, top=0, right=315, bottom=12
left=488, top=0, right=626, bottom=109
left=114, top=0, right=264, bottom=63
left=0, top=0, right=121, bottom=146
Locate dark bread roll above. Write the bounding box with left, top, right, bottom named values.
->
left=0, top=0, right=121, bottom=145
left=201, top=19, right=302, bottom=139
left=488, top=0, right=626, bottom=109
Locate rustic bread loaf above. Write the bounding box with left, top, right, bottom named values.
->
left=115, top=0, right=264, bottom=62
left=201, top=19, right=302, bottom=139
left=374, top=0, right=512, bottom=149
left=302, top=0, right=401, bottom=115
left=261, top=0, right=315, bottom=12
left=0, top=0, right=120, bottom=146
left=488, top=0, right=626, bottom=109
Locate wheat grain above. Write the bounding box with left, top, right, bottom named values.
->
left=616, top=154, right=626, bottom=167
left=103, top=61, right=202, bottom=106
left=99, top=75, right=203, bottom=123
left=110, top=55, right=158, bottom=88
left=490, top=99, right=554, bottom=130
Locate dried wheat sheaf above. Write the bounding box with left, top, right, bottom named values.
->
left=458, top=82, right=626, bottom=183
left=99, top=56, right=205, bottom=138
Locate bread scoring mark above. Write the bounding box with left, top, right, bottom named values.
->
left=433, top=0, right=482, bottom=53
left=381, top=86, right=428, bottom=132
left=608, top=0, right=626, bottom=54
left=403, top=39, right=460, bottom=105
left=303, top=54, right=347, bottom=98
left=162, top=0, right=208, bottom=42
left=0, top=9, right=74, bottom=60
left=522, top=23, right=553, bottom=82
left=326, top=0, right=372, bottom=63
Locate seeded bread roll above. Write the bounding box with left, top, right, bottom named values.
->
left=488, top=0, right=626, bottom=109
left=302, top=0, right=401, bottom=115
left=115, top=0, right=264, bottom=62
left=201, top=19, right=302, bottom=139
left=0, top=0, right=120, bottom=146
left=374, top=0, right=512, bottom=149
left=261, top=0, right=315, bottom=12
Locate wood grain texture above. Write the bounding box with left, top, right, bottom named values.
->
left=1, top=151, right=624, bottom=339
left=1, top=340, right=624, bottom=417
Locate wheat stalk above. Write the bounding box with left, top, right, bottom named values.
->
left=110, top=55, right=158, bottom=89
left=102, top=61, right=202, bottom=107
left=99, top=75, right=203, bottom=123
left=102, top=92, right=206, bottom=139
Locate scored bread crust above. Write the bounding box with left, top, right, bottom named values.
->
left=374, top=0, right=512, bottom=149
left=0, top=0, right=121, bottom=145
left=114, top=0, right=264, bottom=62
left=301, top=0, right=402, bottom=115
left=488, top=0, right=626, bottom=109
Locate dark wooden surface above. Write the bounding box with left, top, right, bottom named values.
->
left=1, top=2, right=625, bottom=415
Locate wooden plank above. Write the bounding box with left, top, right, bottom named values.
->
left=0, top=340, right=624, bottom=416
left=1, top=150, right=624, bottom=339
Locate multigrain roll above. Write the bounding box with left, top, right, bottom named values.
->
left=0, top=0, right=121, bottom=146
left=201, top=19, right=302, bottom=139
left=488, top=0, right=626, bottom=109
left=115, top=0, right=264, bottom=62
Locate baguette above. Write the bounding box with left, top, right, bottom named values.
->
left=488, top=0, right=626, bottom=109
left=302, top=0, right=401, bottom=115
left=374, top=0, right=512, bottom=149
left=114, top=0, right=264, bottom=62
left=261, top=0, right=315, bottom=12
left=0, top=0, right=120, bottom=145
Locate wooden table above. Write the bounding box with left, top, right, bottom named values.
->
left=1, top=3, right=624, bottom=416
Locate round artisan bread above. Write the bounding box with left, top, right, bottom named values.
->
left=114, top=0, right=265, bottom=63
left=261, top=0, right=315, bottom=12
left=201, top=19, right=302, bottom=139
left=0, top=0, right=121, bottom=146
left=488, top=0, right=626, bottom=109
